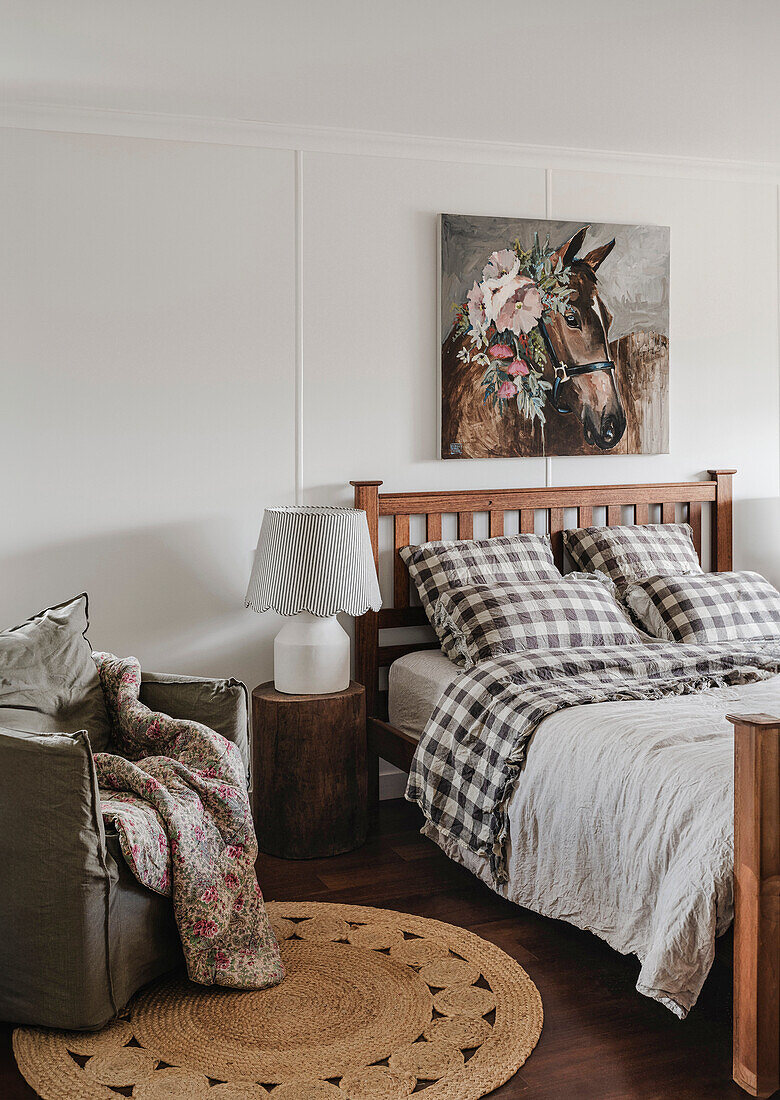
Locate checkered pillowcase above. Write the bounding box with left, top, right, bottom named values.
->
left=564, top=523, right=702, bottom=589
left=399, top=534, right=559, bottom=626
left=433, top=577, right=642, bottom=667
left=623, top=571, right=780, bottom=643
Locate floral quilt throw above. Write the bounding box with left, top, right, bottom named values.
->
left=92, top=652, right=284, bottom=991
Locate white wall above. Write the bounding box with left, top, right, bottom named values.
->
left=2, top=1, right=779, bottom=166
left=0, top=127, right=297, bottom=690
left=1, top=113, right=779, bottom=793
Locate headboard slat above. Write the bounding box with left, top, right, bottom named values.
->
left=520, top=508, right=535, bottom=534
left=489, top=510, right=504, bottom=537
left=689, top=500, right=702, bottom=558
left=662, top=501, right=676, bottom=524
left=426, top=513, right=442, bottom=541
left=549, top=507, right=564, bottom=572
left=635, top=502, right=649, bottom=525
left=458, top=511, right=474, bottom=539
left=393, top=514, right=410, bottom=608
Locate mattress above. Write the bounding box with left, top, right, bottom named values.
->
left=388, top=649, right=460, bottom=740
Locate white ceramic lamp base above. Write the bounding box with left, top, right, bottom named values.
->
left=273, top=611, right=351, bottom=695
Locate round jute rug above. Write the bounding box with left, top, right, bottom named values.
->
left=13, top=901, right=543, bottom=1100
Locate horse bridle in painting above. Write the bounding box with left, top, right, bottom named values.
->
left=537, top=317, right=616, bottom=415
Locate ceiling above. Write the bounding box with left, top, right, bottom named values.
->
left=1, top=0, right=779, bottom=166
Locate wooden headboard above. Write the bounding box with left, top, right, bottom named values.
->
left=351, top=470, right=736, bottom=728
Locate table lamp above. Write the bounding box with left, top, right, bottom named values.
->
left=245, top=506, right=382, bottom=694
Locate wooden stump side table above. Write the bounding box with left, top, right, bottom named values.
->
left=251, top=680, right=367, bottom=859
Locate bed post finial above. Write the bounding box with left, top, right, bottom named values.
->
left=708, top=469, right=736, bottom=572
left=727, top=712, right=780, bottom=1098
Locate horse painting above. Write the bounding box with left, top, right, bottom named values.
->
left=440, top=215, right=669, bottom=459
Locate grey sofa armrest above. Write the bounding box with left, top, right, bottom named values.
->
left=139, top=672, right=251, bottom=783
left=0, top=726, right=118, bottom=1028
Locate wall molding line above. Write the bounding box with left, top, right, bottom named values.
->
left=777, top=184, right=780, bottom=495
left=294, top=149, right=304, bottom=505
left=544, top=169, right=553, bottom=492
left=3, top=100, right=780, bottom=185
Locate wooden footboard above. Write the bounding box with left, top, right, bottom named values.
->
left=728, top=714, right=780, bottom=1098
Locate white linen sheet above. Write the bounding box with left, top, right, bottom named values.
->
left=390, top=650, right=780, bottom=1017
left=388, top=649, right=460, bottom=740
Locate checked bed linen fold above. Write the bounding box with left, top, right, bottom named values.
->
left=405, top=641, right=780, bottom=881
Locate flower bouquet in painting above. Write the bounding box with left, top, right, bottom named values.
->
left=453, top=238, right=570, bottom=426
left=440, top=215, right=670, bottom=459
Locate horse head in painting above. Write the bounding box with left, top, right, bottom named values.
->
left=441, top=224, right=627, bottom=457
left=541, top=225, right=625, bottom=451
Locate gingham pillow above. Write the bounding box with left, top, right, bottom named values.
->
left=433, top=577, right=642, bottom=668
left=623, top=571, right=780, bottom=643
left=564, top=523, right=701, bottom=589
left=399, top=534, right=559, bottom=626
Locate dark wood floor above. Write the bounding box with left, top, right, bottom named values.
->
left=1, top=798, right=754, bottom=1099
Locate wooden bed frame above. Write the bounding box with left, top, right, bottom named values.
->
left=351, top=470, right=779, bottom=1098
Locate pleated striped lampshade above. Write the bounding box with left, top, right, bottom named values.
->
left=245, top=507, right=382, bottom=617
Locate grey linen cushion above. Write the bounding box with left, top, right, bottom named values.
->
left=0, top=594, right=112, bottom=750
left=399, top=534, right=559, bottom=626
left=623, top=571, right=780, bottom=643
left=564, top=523, right=702, bottom=589
left=139, top=671, right=250, bottom=779
left=434, top=577, right=642, bottom=668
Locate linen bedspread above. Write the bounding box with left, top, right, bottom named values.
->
left=93, top=653, right=283, bottom=991
left=406, top=642, right=780, bottom=1015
